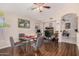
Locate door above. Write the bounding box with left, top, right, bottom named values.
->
left=61, top=13, right=78, bottom=44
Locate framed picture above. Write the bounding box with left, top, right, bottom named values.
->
left=35, top=25, right=39, bottom=30
left=18, top=18, right=30, bottom=28
left=65, top=23, right=71, bottom=29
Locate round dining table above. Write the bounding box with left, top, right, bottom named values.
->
left=19, top=36, right=37, bottom=53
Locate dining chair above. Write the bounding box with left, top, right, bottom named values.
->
left=19, top=33, right=26, bottom=41
left=10, top=36, right=26, bottom=56
left=31, top=36, right=44, bottom=56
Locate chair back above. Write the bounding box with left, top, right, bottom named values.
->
left=10, top=37, right=15, bottom=47
left=36, top=36, right=44, bottom=48
left=19, top=33, right=25, bottom=37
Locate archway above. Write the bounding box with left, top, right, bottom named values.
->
left=61, top=13, right=78, bottom=44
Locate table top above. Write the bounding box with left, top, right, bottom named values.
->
left=19, top=36, right=37, bottom=41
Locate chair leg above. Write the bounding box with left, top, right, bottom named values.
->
left=34, top=48, right=38, bottom=56
left=11, top=47, right=16, bottom=56
left=20, top=46, right=25, bottom=55
left=11, top=47, right=14, bottom=55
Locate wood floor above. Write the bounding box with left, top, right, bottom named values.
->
left=0, top=41, right=79, bottom=56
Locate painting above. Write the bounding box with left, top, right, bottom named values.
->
left=18, top=18, right=30, bottom=28
left=65, top=23, right=71, bottom=29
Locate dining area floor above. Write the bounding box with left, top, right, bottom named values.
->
left=0, top=41, right=79, bottom=56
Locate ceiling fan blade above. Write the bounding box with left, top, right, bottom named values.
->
left=43, top=6, right=51, bottom=9
left=31, top=7, right=36, bottom=10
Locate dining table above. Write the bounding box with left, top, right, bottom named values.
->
left=19, top=36, right=37, bottom=53
left=19, top=36, right=37, bottom=44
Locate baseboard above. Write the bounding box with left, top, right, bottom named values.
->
left=0, top=45, right=10, bottom=49
left=58, top=41, right=76, bottom=45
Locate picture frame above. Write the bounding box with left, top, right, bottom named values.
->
left=18, top=18, right=30, bottom=28
left=65, top=23, right=71, bottom=29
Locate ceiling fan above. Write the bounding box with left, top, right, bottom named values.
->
left=32, top=3, right=51, bottom=12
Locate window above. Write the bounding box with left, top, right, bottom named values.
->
left=0, top=17, right=5, bottom=28
left=0, top=17, right=5, bottom=40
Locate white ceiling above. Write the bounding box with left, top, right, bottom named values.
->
left=0, top=3, right=79, bottom=21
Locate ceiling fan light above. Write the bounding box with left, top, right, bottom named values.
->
left=50, top=18, right=53, bottom=19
